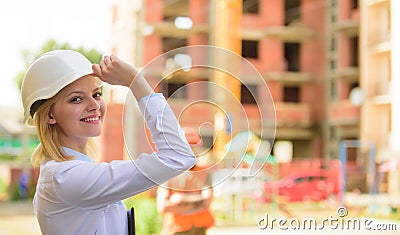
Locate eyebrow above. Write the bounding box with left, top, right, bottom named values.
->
left=66, top=87, right=102, bottom=98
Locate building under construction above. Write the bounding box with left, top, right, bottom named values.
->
left=102, top=0, right=400, bottom=203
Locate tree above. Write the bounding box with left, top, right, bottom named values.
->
left=15, top=39, right=103, bottom=90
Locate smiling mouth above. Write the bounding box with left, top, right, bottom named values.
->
left=80, top=116, right=100, bottom=123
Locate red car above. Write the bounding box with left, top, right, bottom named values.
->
left=263, top=171, right=336, bottom=202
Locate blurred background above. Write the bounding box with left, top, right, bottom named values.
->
left=1, top=0, right=400, bottom=234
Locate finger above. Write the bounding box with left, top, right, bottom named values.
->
left=100, top=59, right=107, bottom=71
left=110, top=54, right=118, bottom=62
left=104, top=55, right=112, bottom=67
left=92, top=64, right=103, bottom=78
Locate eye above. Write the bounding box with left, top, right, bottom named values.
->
left=93, top=92, right=102, bottom=99
left=70, top=97, right=83, bottom=103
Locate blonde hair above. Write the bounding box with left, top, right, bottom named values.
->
left=31, top=96, right=97, bottom=167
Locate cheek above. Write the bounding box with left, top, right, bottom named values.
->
left=100, top=100, right=107, bottom=119
left=52, top=104, right=81, bottom=125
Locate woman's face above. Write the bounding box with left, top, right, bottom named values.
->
left=49, top=75, right=106, bottom=145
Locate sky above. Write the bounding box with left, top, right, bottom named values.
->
left=0, top=0, right=111, bottom=109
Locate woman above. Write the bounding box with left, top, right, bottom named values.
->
left=157, top=128, right=215, bottom=235
left=21, top=50, right=196, bottom=235
left=157, top=162, right=215, bottom=235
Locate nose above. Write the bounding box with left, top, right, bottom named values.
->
left=87, top=97, right=101, bottom=111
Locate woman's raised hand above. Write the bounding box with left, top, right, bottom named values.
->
left=92, top=55, right=138, bottom=87
left=92, top=55, right=153, bottom=100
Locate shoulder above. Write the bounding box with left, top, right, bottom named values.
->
left=41, top=159, right=93, bottom=178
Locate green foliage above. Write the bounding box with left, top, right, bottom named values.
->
left=124, top=196, right=163, bottom=235
left=0, top=177, right=7, bottom=199
left=10, top=184, right=22, bottom=201
left=0, top=154, right=15, bottom=161
left=9, top=178, right=36, bottom=201
left=15, top=38, right=103, bottom=90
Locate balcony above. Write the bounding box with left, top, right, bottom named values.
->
left=337, top=125, right=360, bottom=139
left=141, top=63, right=211, bottom=81
left=264, top=22, right=315, bottom=43
left=169, top=101, right=263, bottom=133
left=163, top=0, right=188, bottom=17
left=333, top=67, right=359, bottom=83
left=241, top=23, right=315, bottom=42
left=264, top=71, right=312, bottom=85
left=241, top=28, right=268, bottom=41
left=368, top=0, right=389, bottom=6
left=372, top=79, right=391, bottom=97
left=329, top=100, right=360, bottom=125
left=368, top=33, right=391, bottom=54
left=334, top=19, right=359, bottom=37
left=365, top=80, right=391, bottom=105
left=168, top=99, right=214, bottom=127
left=168, top=100, right=314, bottom=140
left=144, top=21, right=209, bottom=37
left=275, top=102, right=312, bottom=127
left=194, top=102, right=313, bottom=139
left=275, top=127, right=313, bottom=139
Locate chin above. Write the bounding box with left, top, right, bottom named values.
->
left=90, top=131, right=102, bottom=137
left=84, top=128, right=102, bottom=137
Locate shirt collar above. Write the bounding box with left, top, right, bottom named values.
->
left=62, top=147, right=94, bottom=163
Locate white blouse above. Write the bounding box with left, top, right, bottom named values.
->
left=33, top=93, right=196, bottom=235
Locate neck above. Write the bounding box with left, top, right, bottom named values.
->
left=61, top=139, right=89, bottom=155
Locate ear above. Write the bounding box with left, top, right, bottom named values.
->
left=47, top=112, right=57, bottom=125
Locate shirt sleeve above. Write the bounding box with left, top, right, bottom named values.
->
left=52, top=93, right=196, bottom=208
left=137, top=93, right=195, bottom=169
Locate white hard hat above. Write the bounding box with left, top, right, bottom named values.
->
left=21, top=50, right=94, bottom=126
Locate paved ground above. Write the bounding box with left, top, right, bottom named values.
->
left=1, top=217, right=400, bottom=235
left=209, top=225, right=400, bottom=235
left=1, top=201, right=400, bottom=235
left=0, top=214, right=41, bottom=235
left=0, top=201, right=41, bottom=235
